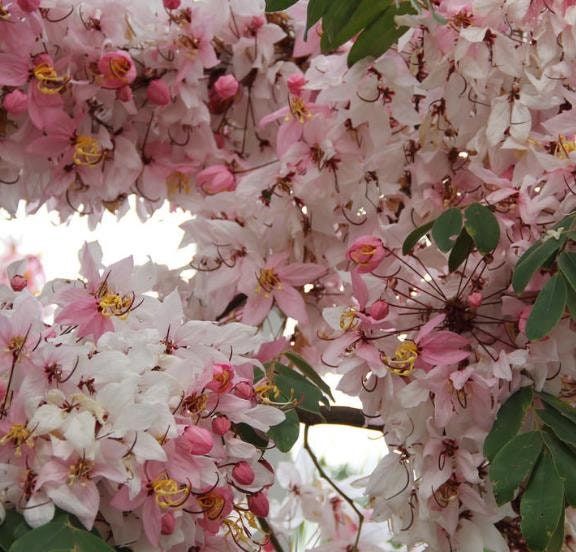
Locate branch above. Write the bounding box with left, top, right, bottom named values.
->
left=296, top=405, right=384, bottom=431
left=303, top=425, right=364, bottom=551
left=258, top=517, right=285, bottom=552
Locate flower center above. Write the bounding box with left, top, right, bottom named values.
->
left=33, top=63, right=69, bottom=95
left=68, top=458, right=94, bottom=485
left=0, top=424, right=32, bottom=455
left=198, top=492, right=226, bottom=520
left=339, top=308, right=359, bottom=331
left=256, top=268, right=281, bottom=295
left=288, top=96, right=312, bottom=124
left=254, top=380, right=281, bottom=404
left=7, top=335, right=25, bottom=354
left=181, top=393, right=208, bottom=415
left=152, top=475, right=190, bottom=509
left=108, top=57, right=132, bottom=81
left=166, top=171, right=192, bottom=196
left=73, top=135, right=103, bottom=167
left=382, top=341, right=418, bottom=376
left=349, top=244, right=377, bottom=266
left=555, top=135, right=576, bottom=158
left=98, top=288, right=133, bottom=318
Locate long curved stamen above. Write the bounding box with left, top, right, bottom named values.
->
left=152, top=475, right=191, bottom=509
left=73, top=135, right=103, bottom=167
left=33, top=63, right=69, bottom=95
left=381, top=341, right=418, bottom=376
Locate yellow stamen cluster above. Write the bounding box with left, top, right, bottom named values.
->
left=555, top=135, right=576, bottom=159
left=176, top=35, right=200, bottom=59
left=166, top=171, right=192, bottom=197
left=7, top=335, right=25, bottom=354
left=181, top=393, right=208, bottom=416
left=287, top=96, right=312, bottom=124
left=97, top=284, right=133, bottom=318
left=381, top=341, right=419, bottom=377
left=255, top=268, right=281, bottom=296
left=198, top=491, right=225, bottom=520
left=349, top=245, right=377, bottom=266
left=108, top=57, right=132, bottom=82
left=0, top=424, right=33, bottom=455
left=152, top=475, right=190, bottom=509
left=254, top=380, right=281, bottom=404
left=339, top=307, right=359, bottom=331
left=33, top=63, right=69, bottom=95
left=68, top=458, right=94, bottom=485
left=73, top=135, right=103, bottom=167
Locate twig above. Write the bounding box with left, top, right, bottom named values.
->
left=303, top=425, right=364, bottom=551
left=296, top=406, right=383, bottom=431
left=258, top=517, right=285, bottom=552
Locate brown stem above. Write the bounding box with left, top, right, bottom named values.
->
left=296, top=406, right=383, bottom=431
left=258, top=517, right=285, bottom=552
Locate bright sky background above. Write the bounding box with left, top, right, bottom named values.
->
left=0, top=200, right=384, bottom=473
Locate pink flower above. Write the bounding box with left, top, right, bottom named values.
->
left=212, top=415, right=231, bottom=436
left=10, top=275, right=27, bottom=292
left=163, top=0, right=181, bottom=8
left=467, top=292, right=483, bottom=308
left=287, top=74, right=307, bottom=96
left=347, top=236, right=386, bottom=273
left=206, top=363, right=235, bottom=393
left=241, top=254, right=325, bottom=326
left=97, top=51, right=137, bottom=89
left=232, top=462, right=255, bottom=485
left=214, top=75, right=239, bottom=100
left=147, top=79, right=171, bottom=106
left=161, top=512, right=176, bottom=535
left=17, top=0, right=40, bottom=11
left=3, top=90, right=27, bottom=114
left=196, top=165, right=236, bottom=194
left=181, top=426, right=213, bottom=455
left=248, top=491, right=269, bottom=517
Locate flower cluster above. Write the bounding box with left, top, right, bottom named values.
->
left=0, top=243, right=284, bottom=551
left=3, top=0, right=576, bottom=549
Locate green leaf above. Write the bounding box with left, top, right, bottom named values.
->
left=234, top=423, right=270, bottom=449
left=542, top=431, right=576, bottom=507
left=274, top=362, right=329, bottom=413
left=463, top=203, right=500, bottom=254
left=431, top=208, right=463, bottom=253
left=402, top=221, right=434, bottom=255
left=323, top=0, right=390, bottom=51
left=566, top=286, right=576, bottom=320
left=525, top=274, right=567, bottom=340
left=512, top=237, right=567, bottom=294
left=489, top=431, right=543, bottom=505
left=284, top=352, right=334, bottom=401
left=265, top=0, right=299, bottom=11
left=520, top=448, right=564, bottom=552
left=545, top=509, right=565, bottom=552
left=267, top=409, right=300, bottom=452
left=539, top=392, right=576, bottom=426
left=306, top=0, right=330, bottom=36
left=537, top=406, right=576, bottom=448
left=558, top=251, right=576, bottom=292
left=484, top=386, right=533, bottom=462
left=448, top=229, right=474, bottom=272
left=320, top=1, right=358, bottom=53
left=9, top=518, right=114, bottom=552
left=347, top=4, right=414, bottom=67
left=0, top=511, right=31, bottom=552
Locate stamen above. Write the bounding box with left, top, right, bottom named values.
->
left=73, top=135, right=103, bottom=167
left=152, top=474, right=191, bottom=509
left=197, top=491, right=225, bottom=520
left=255, top=269, right=281, bottom=296
left=339, top=308, right=359, bottom=331
left=33, top=63, right=69, bottom=95
left=288, top=96, right=312, bottom=124
left=0, top=424, right=33, bottom=455
left=166, top=171, right=191, bottom=196
left=68, top=458, right=94, bottom=485
left=381, top=341, right=418, bottom=376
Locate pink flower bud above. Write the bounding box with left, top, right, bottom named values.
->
left=369, top=300, right=389, bottom=320
left=17, top=0, right=40, bottom=11
left=248, top=16, right=265, bottom=33
left=197, top=165, right=236, bottom=195
left=287, top=74, right=306, bottom=96
left=117, top=85, right=133, bottom=102
left=163, top=0, right=181, bottom=8
left=182, top=426, right=213, bottom=455
left=98, top=51, right=137, bottom=89
left=212, top=415, right=231, bottom=436
left=233, top=381, right=253, bottom=400
left=3, top=90, right=28, bottom=115
left=10, top=275, right=27, bottom=292
left=347, top=236, right=386, bottom=273
left=467, top=292, right=483, bottom=308
left=147, top=79, right=171, bottom=106
left=206, top=363, right=234, bottom=393
left=232, top=462, right=255, bottom=485
left=214, top=75, right=239, bottom=100
left=161, top=512, right=176, bottom=535
left=248, top=491, right=269, bottom=517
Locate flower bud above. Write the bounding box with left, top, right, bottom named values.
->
left=346, top=235, right=386, bottom=273
left=232, top=461, right=255, bottom=485
left=182, top=426, right=213, bottom=455
left=248, top=491, right=269, bottom=517
left=147, top=79, right=171, bottom=106
left=161, top=511, right=176, bottom=535
left=3, top=90, right=28, bottom=115
left=214, top=75, right=239, bottom=100
left=17, top=0, right=40, bottom=12
left=212, top=415, right=231, bottom=436
left=117, top=85, right=133, bottom=102
left=287, top=74, right=306, bottom=96
left=196, top=165, right=236, bottom=195
left=98, top=51, right=137, bottom=89
left=163, top=0, right=181, bottom=8
left=206, top=363, right=234, bottom=393
left=233, top=381, right=253, bottom=400
left=10, top=275, right=27, bottom=292
left=467, top=292, right=482, bottom=308
left=369, top=300, right=389, bottom=320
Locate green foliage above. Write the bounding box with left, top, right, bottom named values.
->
left=448, top=229, right=474, bottom=272
left=283, top=352, right=335, bottom=401
left=485, top=390, right=576, bottom=551
left=484, top=387, right=533, bottom=462
left=268, top=409, right=300, bottom=452
left=525, top=274, right=567, bottom=341
left=401, top=220, right=434, bottom=255
left=265, top=0, right=298, bottom=11
left=463, top=203, right=500, bottom=254
left=431, top=208, right=462, bottom=253
left=0, top=511, right=113, bottom=552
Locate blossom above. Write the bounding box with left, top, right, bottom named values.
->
left=346, top=236, right=386, bottom=274
left=97, top=51, right=136, bottom=89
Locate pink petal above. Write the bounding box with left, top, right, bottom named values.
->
left=277, top=263, right=325, bottom=286
left=351, top=271, right=368, bottom=309
left=242, top=293, right=273, bottom=326
left=415, top=314, right=446, bottom=342
left=276, top=122, right=303, bottom=156
left=0, top=54, right=29, bottom=86
left=273, top=285, right=308, bottom=324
